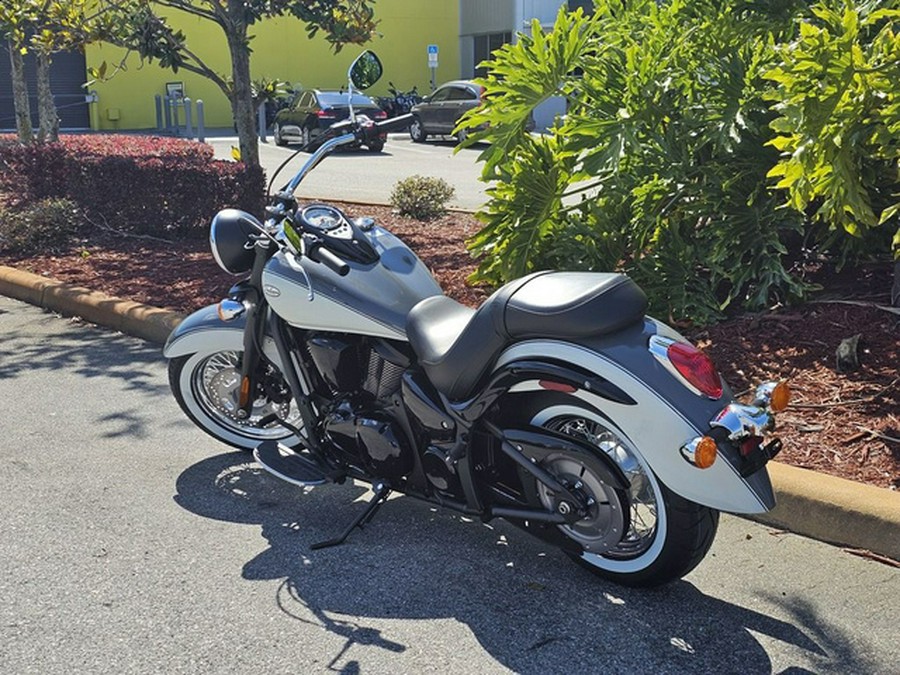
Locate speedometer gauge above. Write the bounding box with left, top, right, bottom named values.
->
left=302, top=205, right=343, bottom=232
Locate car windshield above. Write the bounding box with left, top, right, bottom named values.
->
left=318, top=93, right=376, bottom=107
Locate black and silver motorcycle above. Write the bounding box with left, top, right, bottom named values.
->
left=164, top=51, right=789, bottom=587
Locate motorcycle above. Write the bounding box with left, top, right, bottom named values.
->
left=164, top=51, right=788, bottom=587
left=375, top=82, right=422, bottom=129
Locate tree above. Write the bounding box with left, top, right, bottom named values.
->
left=96, top=0, right=377, bottom=168
left=1, top=0, right=97, bottom=143
left=1, top=3, right=37, bottom=142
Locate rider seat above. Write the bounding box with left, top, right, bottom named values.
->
left=405, top=272, right=648, bottom=401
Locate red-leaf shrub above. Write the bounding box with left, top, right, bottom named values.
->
left=0, top=134, right=264, bottom=237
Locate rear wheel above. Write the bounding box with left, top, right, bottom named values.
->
left=367, top=139, right=385, bottom=152
left=534, top=409, right=719, bottom=587
left=169, top=350, right=302, bottom=451
left=409, top=116, right=426, bottom=143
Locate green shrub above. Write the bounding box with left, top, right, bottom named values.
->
left=0, top=134, right=265, bottom=237
left=390, top=175, right=455, bottom=220
left=765, top=2, right=900, bottom=263
left=0, top=198, right=80, bottom=254
left=463, top=1, right=899, bottom=324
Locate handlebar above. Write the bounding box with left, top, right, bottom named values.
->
left=370, top=113, right=414, bottom=136
left=307, top=239, right=350, bottom=276
left=270, top=112, right=416, bottom=277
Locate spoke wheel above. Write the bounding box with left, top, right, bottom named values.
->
left=536, top=453, right=626, bottom=554
left=169, top=350, right=302, bottom=450
left=529, top=406, right=719, bottom=586
left=545, top=417, right=658, bottom=559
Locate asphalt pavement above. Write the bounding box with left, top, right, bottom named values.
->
left=1, top=296, right=898, bottom=674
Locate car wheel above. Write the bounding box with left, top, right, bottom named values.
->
left=273, top=123, right=287, bottom=146
left=456, top=127, right=468, bottom=144
left=301, top=125, right=311, bottom=150
left=409, top=117, right=426, bottom=143
left=367, top=139, right=385, bottom=153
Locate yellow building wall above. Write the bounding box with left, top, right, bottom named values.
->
left=85, top=0, right=459, bottom=130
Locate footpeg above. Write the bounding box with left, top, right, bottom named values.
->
left=254, top=441, right=328, bottom=486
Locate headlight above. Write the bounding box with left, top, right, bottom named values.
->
left=210, top=208, right=259, bottom=275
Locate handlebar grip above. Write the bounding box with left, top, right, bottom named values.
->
left=310, top=245, right=350, bottom=277
left=374, top=113, right=414, bottom=134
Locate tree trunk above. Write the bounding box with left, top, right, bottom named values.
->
left=8, top=40, right=33, bottom=143
left=36, top=52, right=60, bottom=143
left=892, top=259, right=899, bottom=308
left=224, top=7, right=259, bottom=169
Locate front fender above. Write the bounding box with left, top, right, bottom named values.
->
left=493, top=327, right=775, bottom=515
left=163, top=304, right=281, bottom=365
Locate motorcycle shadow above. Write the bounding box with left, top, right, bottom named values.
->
left=174, top=452, right=855, bottom=674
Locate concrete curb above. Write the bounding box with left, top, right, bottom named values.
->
left=0, top=266, right=183, bottom=344
left=2, top=263, right=898, bottom=561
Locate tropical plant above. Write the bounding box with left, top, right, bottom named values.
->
left=765, top=1, right=900, bottom=263
left=463, top=0, right=899, bottom=322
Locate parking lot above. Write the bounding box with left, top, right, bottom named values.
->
left=208, top=134, right=488, bottom=211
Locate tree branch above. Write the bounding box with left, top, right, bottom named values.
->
left=154, top=0, right=220, bottom=23
left=170, top=47, right=230, bottom=96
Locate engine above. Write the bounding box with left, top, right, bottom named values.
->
left=305, top=333, right=414, bottom=479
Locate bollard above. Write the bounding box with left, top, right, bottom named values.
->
left=172, top=97, right=180, bottom=135
left=196, top=100, right=205, bottom=143
left=184, top=97, right=193, bottom=139
left=163, top=95, right=172, bottom=131
left=155, top=95, right=163, bottom=131
left=258, top=103, right=267, bottom=142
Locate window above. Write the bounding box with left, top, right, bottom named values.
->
left=429, top=87, right=452, bottom=103
left=473, top=32, right=512, bottom=79
left=446, top=86, right=477, bottom=101
left=568, top=0, right=594, bottom=14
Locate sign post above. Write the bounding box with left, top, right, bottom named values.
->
left=427, top=44, right=439, bottom=92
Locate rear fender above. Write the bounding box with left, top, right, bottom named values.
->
left=163, top=304, right=282, bottom=366
left=493, top=329, right=775, bottom=514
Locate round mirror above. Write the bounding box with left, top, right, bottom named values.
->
left=349, top=51, right=383, bottom=90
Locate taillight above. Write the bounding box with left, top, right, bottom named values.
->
left=374, top=110, right=387, bottom=119
left=666, top=342, right=723, bottom=399
left=317, top=109, right=336, bottom=119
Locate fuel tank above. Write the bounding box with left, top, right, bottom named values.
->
left=261, top=226, right=443, bottom=340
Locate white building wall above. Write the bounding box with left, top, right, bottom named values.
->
left=459, top=0, right=569, bottom=131
left=459, top=0, right=515, bottom=35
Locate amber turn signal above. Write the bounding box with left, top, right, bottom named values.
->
left=769, top=381, right=791, bottom=412
left=680, top=436, right=718, bottom=469
left=694, top=436, right=718, bottom=469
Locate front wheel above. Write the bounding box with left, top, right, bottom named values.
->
left=367, top=139, right=385, bottom=153
left=273, top=123, right=287, bottom=146
left=168, top=350, right=302, bottom=451
left=535, top=411, right=719, bottom=587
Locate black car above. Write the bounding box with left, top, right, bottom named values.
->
left=273, top=90, right=388, bottom=151
left=408, top=80, right=485, bottom=143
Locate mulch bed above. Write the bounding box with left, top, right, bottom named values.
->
left=2, top=201, right=897, bottom=490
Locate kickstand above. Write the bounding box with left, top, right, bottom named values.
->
left=310, top=481, right=391, bottom=550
